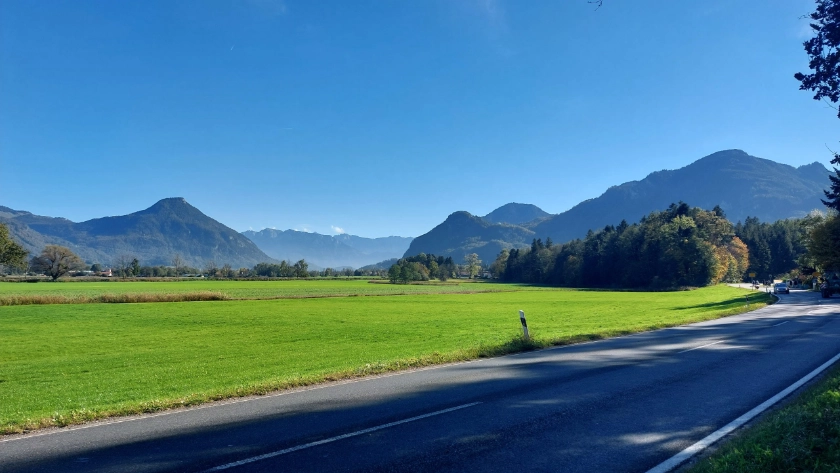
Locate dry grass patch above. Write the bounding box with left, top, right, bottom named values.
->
left=0, top=291, right=229, bottom=306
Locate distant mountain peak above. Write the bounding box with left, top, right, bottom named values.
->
left=448, top=210, right=478, bottom=220
left=1, top=199, right=273, bottom=268
left=148, top=197, right=192, bottom=210
left=482, top=203, right=549, bottom=226
left=709, top=148, right=747, bottom=157
left=243, top=228, right=413, bottom=269
left=532, top=149, right=831, bottom=243
left=405, top=209, right=535, bottom=263
left=798, top=161, right=829, bottom=171
left=136, top=197, right=206, bottom=219
left=406, top=150, right=832, bottom=263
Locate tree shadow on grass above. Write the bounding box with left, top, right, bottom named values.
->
left=671, top=295, right=773, bottom=311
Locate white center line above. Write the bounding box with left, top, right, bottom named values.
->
left=202, top=402, right=482, bottom=472
left=772, top=321, right=789, bottom=327
left=677, top=340, right=724, bottom=354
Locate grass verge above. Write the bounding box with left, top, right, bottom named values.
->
left=688, top=360, right=840, bottom=473
left=0, top=285, right=772, bottom=435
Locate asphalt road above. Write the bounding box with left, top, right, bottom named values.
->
left=3, top=288, right=840, bottom=473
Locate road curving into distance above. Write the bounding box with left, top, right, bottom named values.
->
left=3, top=288, right=840, bottom=473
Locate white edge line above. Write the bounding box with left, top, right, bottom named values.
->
left=772, top=321, right=789, bottom=327
left=645, top=351, right=840, bottom=473
left=202, top=402, right=482, bottom=472
left=677, top=340, right=724, bottom=354
left=0, top=359, right=485, bottom=444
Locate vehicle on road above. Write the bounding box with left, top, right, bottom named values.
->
left=773, top=283, right=789, bottom=294
left=819, top=271, right=840, bottom=298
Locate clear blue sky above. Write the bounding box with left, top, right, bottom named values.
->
left=1, top=0, right=836, bottom=238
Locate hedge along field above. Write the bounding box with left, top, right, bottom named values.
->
left=0, top=285, right=771, bottom=434
left=0, top=279, right=537, bottom=304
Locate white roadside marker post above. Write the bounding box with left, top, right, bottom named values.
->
left=519, top=310, right=529, bottom=341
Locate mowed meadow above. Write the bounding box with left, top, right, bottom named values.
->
left=0, top=279, right=771, bottom=434
left=0, top=279, right=529, bottom=305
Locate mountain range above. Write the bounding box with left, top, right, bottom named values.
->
left=241, top=229, right=412, bottom=269
left=406, top=150, right=831, bottom=263
left=0, top=198, right=412, bottom=270
left=1, top=149, right=831, bottom=270
left=0, top=198, right=272, bottom=268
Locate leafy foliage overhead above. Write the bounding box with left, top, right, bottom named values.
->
left=0, top=223, right=28, bottom=271
left=795, top=0, right=840, bottom=118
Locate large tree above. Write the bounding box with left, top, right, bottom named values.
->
left=464, top=253, right=482, bottom=279
left=172, top=254, right=184, bottom=276
left=0, top=223, right=28, bottom=272
left=796, top=0, right=840, bottom=210
left=806, top=214, right=840, bottom=270
left=30, top=245, right=84, bottom=281
left=795, top=0, right=840, bottom=118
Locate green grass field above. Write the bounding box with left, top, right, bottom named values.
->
left=0, top=279, right=533, bottom=302
left=0, top=281, right=770, bottom=434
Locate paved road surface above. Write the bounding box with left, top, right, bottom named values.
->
left=3, top=289, right=839, bottom=473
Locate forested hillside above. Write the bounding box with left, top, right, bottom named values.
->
left=403, top=211, right=535, bottom=264
left=406, top=150, right=829, bottom=261
left=532, top=150, right=827, bottom=243
left=496, top=203, right=750, bottom=288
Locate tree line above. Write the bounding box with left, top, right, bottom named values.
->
left=0, top=205, right=829, bottom=286
left=495, top=203, right=751, bottom=288
left=387, top=254, right=460, bottom=283
left=0, top=233, right=392, bottom=280
left=734, top=216, right=809, bottom=282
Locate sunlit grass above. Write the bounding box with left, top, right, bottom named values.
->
left=0, top=284, right=770, bottom=434
left=0, top=279, right=537, bottom=303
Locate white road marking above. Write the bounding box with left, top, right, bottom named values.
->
left=772, top=321, right=789, bottom=327
left=202, top=402, right=482, bottom=472
left=0, top=360, right=485, bottom=443
left=645, top=351, right=840, bottom=473
left=677, top=340, right=724, bottom=354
